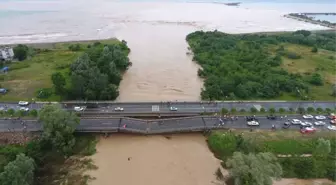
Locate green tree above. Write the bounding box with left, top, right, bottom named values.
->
left=309, top=73, right=323, bottom=86
left=260, top=108, right=266, bottom=113
left=226, top=152, right=282, bottom=185
left=0, top=153, right=35, bottom=185
left=51, top=72, right=66, bottom=95
left=316, top=107, right=323, bottom=113
left=307, top=107, right=315, bottom=113
left=250, top=107, right=258, bottom=113
left=7, top=109, right=14, bottom=116
left=279, top=108, right=285, bottom=113
left=269, top=108, right=276, bottom=114
left=311, top=46, right=318, bottom=53
left=38, top=105, right=79, bottom=155
left=13, top=44, right=29, bottom=61
left=100, top=84, right=119, bottom=100
left=221, top=108, right=229, bottom=115
left=297, top=107, right=305, bottom=114
left=230, top=108, right=237, bottom=114
left=29, top=109, right=38, bottom=117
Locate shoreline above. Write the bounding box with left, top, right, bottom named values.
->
left=284, top=14, right=336, bottom=29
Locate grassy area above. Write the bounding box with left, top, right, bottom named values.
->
left=269, top=43, right=336, bottom=100
left=0, top=39, right=120, bottom=102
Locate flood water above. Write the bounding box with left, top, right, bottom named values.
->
left=115, top=23, right=203, bottom=102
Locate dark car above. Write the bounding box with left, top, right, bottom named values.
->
left=267, top=115, right=277, bottom=120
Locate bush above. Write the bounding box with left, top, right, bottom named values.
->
left=29, top=109, right=38, bottom=117
left=289, top=107, right=294, bottom=112
left=309, top=73, right=323, bottom=86
left=286, top=51, right=301, bottom=59
left=279, top=108, right=286, bottom=113
left=250, top=107, right=258, bottom=113
left=325, top=108, right=331, bottom=113
left=307, top=107, right=315, bottom=113
left=230, top=108, right=236, bottom=113
left=239, top=108, right=245, bottom=113
left=221, top=108, right=229, bottom=114
left=311, top=46, right=318, bottom=53
left=68, top=44, right=81, bottom=51
left=260, top=108, right=265, bottom=112
left=298, top=107, right=305, bottom=114
left=269, top=108, right=276, bottom=114
left=316, top=107, right=323, bottom=113
left=7, top=109, right=14, bottom=115
left=13, top=44, right=29, bottom=61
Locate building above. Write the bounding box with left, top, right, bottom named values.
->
left=0, top=47, right=14, bottom=61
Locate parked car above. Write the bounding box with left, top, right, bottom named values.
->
left=328, top=113, right=336, bottom=120
left=327, top=125, right=336, bottom=131
left=170, top=107, right=178, bottom=111
left=115, top=107, right=124, bottom=111
left=314, top=121, right=326, bottom=126
left=315, top=115, right=326, bottom=120
left=18, top=101, right=29, bottom=106
left=19, top=107, right=29, bottom=112
left=300, top=127, right=316, bottom=134
left=267, top=115, right=277, bottom=120
left=247, top=121, right=259, bottom=126
left=74, top=106, right=84, bottom=112
left=302, top=114, right=313, bottom=119
left=291, top=119, right=302, bottom=125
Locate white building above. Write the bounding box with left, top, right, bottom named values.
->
left=0, top=47, right=14, bottom=61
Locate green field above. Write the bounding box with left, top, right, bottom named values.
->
left=0, top=39, right=120, bottom=102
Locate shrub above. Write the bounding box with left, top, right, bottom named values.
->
left=36, top=88, right=53, bottom=99
left=309, top=73, right=323, bottom=86
left=230, top=108, right=236, bottom=113
left=7, top=109, right=14, bottom=115
left=29, top=109, right=38, bottom=117
left=307, top=107, right=315, bottom=113
left=286, top=51, right=301, bottom=59
left=260, top=108, right=265, bottom=112
left=316, top=107, right=323, bottom=113
left=68, top=44, right=81, bottom=51
left=289, top=107, right=294, bottom=112
left=239, top=108, right=246, bottom=112
left=250, top=107, right=258, bottom=113
left=298, top=107, right=305, bottom=114
left=325, top=108, right=331, bottom=113
left=269, top=108, right=276, bottom=114
left=279, top=108, right=286, bottom=113
left=221, top=108, right=229, bottom=114
left=311, top=46, right=318, bottom=53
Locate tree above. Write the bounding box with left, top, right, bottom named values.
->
left=311, top=46, right=318, bottom=53
left=250, top=107, right=258, bottom=113
left=221, top=108, right=229, bottom=115
left=309, top=73, right=323, bottom=86
left=269, top=108, right=276, bottom=114
left=230, top=108, right=237, bottom=113
left=260, top=108, right=265, bottom=113
left=226, top=152, right=282, bottom=185
left=100, top=84, right=119, bottom=100
left=51, top=72, right=66, bottom=95
left=278, top=108, right=285, bottom=113
left=0, top=153, right=35, bottom=185
left=307, top=107, right=315, bottom=113
left=298, top=107, right=305, bottom=114
left=38, top=105, right=79, bottom=155
left=314, top=138, right=331, bottom=157
left=13, top=44, right=29, bottom=61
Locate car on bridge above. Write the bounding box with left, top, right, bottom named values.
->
left=19, top=107, right=29, bottom=112
left=74, top=106, right=84, bottom=112
left=170, top=107, right=178, bottom=111
left=115, top=107, right=124, bottom=111
left=18, top=101, right=29, bottom=106
left=247, top=121, right=259, bottom=126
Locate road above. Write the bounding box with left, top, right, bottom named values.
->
left=1, top=101, right=335, bottom=115
left=1, top=115, right=334, bottom=134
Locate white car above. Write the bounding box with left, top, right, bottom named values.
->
left=301, top=121, right=312, bottom=127
left=247, top=121, right=259, bottom=126
left=18, top=101, right=29, bottom=106
left=114, top=107, right=124, bottom=111
left=315, top=115, right=326, bottom=120
left=314, top=121, right=326, bottom=126
left=291, top=119, right=302, bottom=125
left=19, top=107, right=29, bottom=112
left=327, top=125, right=336, bottom=131
left=302, top=114, right=314, bottom=119
left=74, top=106, right=84, bottom=112
left=170, top=107, right=178, bottom=111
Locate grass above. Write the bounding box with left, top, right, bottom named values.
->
left=269, top=43, right=336, bottom=100
left=0, top=39, right=120, bottom=102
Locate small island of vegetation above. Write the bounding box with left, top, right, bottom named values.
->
left=186, top=30, right=336, bottom=101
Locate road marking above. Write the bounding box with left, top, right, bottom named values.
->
left=152, top=105, right=160, bottom=112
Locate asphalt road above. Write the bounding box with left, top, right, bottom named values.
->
left=1, top=115, right=334, bottom=134
left=0, top=101, right=335, bottom=115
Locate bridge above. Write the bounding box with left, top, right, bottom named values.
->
left=1, top=114, right=334, bottom=134
left=299, top=13, right=336, bottom=15
left=2, top=101, right=335, bottom=117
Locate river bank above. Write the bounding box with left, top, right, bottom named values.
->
left=284, top=14, right=336, bottom=28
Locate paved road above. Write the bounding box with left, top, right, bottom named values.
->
left=1, top=101, right=335, bottom=115
left=1, top=115, right=334, bottom=134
